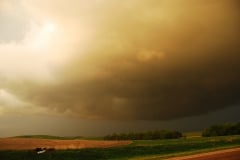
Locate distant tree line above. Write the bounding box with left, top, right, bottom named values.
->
left=104, top=130, right=182, bottom=140
left=202, top=122, right=240, bottom=137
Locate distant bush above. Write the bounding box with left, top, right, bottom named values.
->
left=202, top=122, right=240, bottom=137
left=104, top=130, right=182, bottom=140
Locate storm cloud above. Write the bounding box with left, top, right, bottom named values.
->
left=2, top=0, right=240, bottom=120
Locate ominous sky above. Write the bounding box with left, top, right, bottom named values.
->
left=0, top=0, right=240, bottom=136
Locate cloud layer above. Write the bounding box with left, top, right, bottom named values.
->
left=1, top=0, right=240, bottom=120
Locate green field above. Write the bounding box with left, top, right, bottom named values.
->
left=0, top=135, right=240, bottom=160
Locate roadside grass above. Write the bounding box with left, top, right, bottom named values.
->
left=131, top=144, right=240, bottom=160
left=0, top=135, right=240, bottom=160
left=130, top=135, right=240, bottom=160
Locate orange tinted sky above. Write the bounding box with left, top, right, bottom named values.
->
left=0, top=0, right=239, bottom=136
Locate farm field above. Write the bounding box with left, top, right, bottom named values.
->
left=0, top=138, right=131, bottom=150
left=0, top=135, right=240, bottom=160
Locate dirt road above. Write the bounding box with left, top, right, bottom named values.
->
left=166, top=148, right=240, bottom=160
left=0, top=138, right=131, bottom=150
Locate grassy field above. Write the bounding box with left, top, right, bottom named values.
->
left=0, top=135, right=240, bottom=160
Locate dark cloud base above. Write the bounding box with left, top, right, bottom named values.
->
left=10, top=0, right=240, bottom=120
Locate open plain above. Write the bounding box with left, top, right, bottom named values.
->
left=0, top=138, right=131, bottom=150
